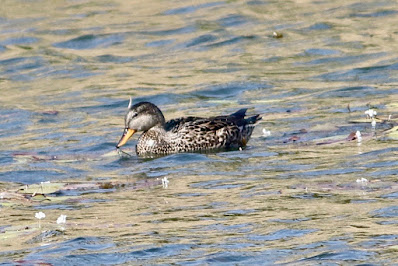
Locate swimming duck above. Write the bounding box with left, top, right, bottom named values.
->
left=116, top=99, right=261, bottom=156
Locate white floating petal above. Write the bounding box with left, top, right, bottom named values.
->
left=355, top=131, right=362, bottom=143
left=365, top=109, right=377, bottom=118
left=35, top=212, right=46, bottom=219
left=262, top=128, right=271, bottom=137
left=162, top=177, right=169, bottom=189
left=57, top=214, right=67, bottom=224
left=356, top=177, right=368, bottom=183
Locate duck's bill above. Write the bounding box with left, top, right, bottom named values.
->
left=116, top=128, right=136, bottom=148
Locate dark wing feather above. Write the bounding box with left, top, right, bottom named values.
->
left=165, top=116, right=202, bottom=133
left=231, top=108, right=248, bottom=119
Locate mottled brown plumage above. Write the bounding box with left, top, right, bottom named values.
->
left=116, top=101, right=261, bottom=156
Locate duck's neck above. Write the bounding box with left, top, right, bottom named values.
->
left=146, top=124, right=165, bottom=132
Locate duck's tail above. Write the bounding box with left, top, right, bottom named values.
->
left=242, top=115, right=261, bottom=143
left=230, top=108, right=262, bottom=145
left=230, top=108, right=262, bottom=125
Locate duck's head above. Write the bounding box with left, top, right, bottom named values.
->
left=116, top=99, right=165, bottom=148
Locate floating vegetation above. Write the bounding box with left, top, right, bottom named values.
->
left=272, top=31, right=283, bottom=38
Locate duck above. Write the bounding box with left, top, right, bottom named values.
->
left=116, top=98, right=261, bottom=156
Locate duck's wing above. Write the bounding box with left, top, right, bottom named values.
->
left=165, top=115, right=238, bottom=134
left=166, top=117, right=241, bottom=150
left=165, top=116, right=203, bottom=133
left=164, top=109, right=261, bottom=150
left=165, top=109, right=261, bottom=132
left=210, top=109, right=261, bottom=144
left=211, top=108, right=261, bottom=127
left=228, top=108, right=262, bottom=142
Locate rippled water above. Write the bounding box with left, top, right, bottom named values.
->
left=1, top=0, right=398, bottom=264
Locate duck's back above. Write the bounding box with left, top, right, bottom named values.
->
left=137, top=108, right=261, bottom=155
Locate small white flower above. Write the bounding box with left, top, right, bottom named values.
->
left=56, top=214, right=67, bottom=225
left=35, top=212, right=45, bottom=219
left=371, top=119, right=376, bottom=129
left=365, top=109, right=377, bottom=118
left=162, top=177, right=169, bottom=189
left=262, top=128, right=271, bottom=137
left=356, top=177, right=368, bottom=183
left=35, top=211, right=45, bottom=229
left=355, top=131, right=362, bottom=143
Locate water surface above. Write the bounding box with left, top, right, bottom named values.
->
left=1, top=0, right=398, bottom=264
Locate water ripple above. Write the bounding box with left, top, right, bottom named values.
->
left=184, top=34, right=218, bottom=48
left=303, top=249, right=375, bottom=262
left=163, top=1, right=224, bottom=15
left=53, top=34, right=124, bottom=50
left=371, top=206, right=398, bottom=218
left=1, top=0, right=398, bottom=264
left=195, top=82, right=270, bottom=98
left=249, top=229, right=317, bottom=241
